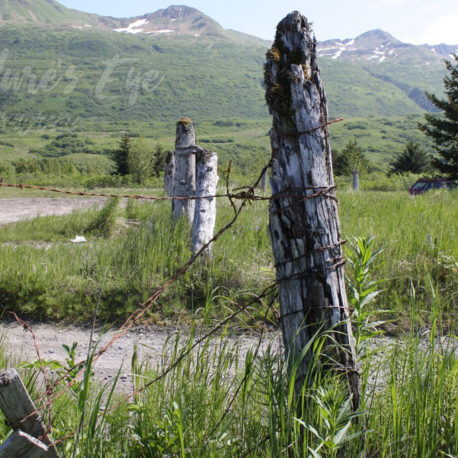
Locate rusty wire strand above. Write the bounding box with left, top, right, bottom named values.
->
left=4, top=153, right=351, bottom=451
left=13, top=160, right=274, bottom=439
left=278, top=118, right=344, bottom=138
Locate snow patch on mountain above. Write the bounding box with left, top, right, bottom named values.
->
left=332, top=50, right=343, bottom=59
left=146, top=29, right=175, bottom=34
left=114, top=19, right=149, bottom=34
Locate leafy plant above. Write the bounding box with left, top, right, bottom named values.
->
left=346, top=236, right=385, bottom=355
left=296, top=383, right=366, bottom=457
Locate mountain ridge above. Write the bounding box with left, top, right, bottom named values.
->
left=1, top=0, right=456, bottom=51
left=0, top=1, right=454, bottom=126
left=317, top=29, right=457, bottom=63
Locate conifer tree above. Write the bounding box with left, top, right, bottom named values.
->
left=112, top=134, right=131, bottom=176
left=389, top=142, right=431, bottom=175
left=418, top=54, right=458, bottom=179
left=333, top=140, right=371, bottom=176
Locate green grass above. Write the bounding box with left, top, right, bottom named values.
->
left=0, top=189, right=456, bottom=456
left=0, top=316, right=455, bottom=456
left=0, top=189, right=456, bottom=329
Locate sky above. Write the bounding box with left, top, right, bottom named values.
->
left=58, top=0, right=458, bottom=45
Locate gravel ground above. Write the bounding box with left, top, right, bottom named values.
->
left=0, top=322, right=282, bottom=387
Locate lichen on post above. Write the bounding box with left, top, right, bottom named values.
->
left=265, top=12, right=360, bottom=407
left=172, top=118, right=197, bottom=224
left=192, top=149, right=219, bottom=256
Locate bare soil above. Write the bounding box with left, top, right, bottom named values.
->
left=0, top=322, right=279, bottom=387
left=0, top=197, right=107, bottom=225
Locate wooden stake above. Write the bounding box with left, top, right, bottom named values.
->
left=172, top=118, right=197, bottom=224
left=0, top=369, right=61, bottom=457
left=192, top=149, right=219, bottom=256
left=265, top=12, right=360, bottom=408
left=0, top=430, right=48, bottom=458
left=352, top=169, right=360, bottom=191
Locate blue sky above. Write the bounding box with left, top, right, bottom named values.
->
left=59, top=0, right=458, bottom=45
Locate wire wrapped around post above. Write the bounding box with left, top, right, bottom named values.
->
left=265, top=11, right=360, bottom=408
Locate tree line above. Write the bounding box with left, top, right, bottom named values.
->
left=334, top=54, right=457, bottom=179
left=1, top=55, right=455, bottom=186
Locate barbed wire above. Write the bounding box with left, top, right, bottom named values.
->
left=0, top=181, right=270, bottom=202
left=2, top=153, right=350, bottom=454
left=5, top=160, right=275, bottom=441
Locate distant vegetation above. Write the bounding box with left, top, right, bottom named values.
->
left=419, top=54, right=458, bottom=179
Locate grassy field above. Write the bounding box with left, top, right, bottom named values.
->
left=0, top=188, right=456, bottom=328
left=0, top=188, right=456, bottom=456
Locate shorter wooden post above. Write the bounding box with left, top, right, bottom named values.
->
left=352, top=169, right=359, bottom=191
left=0, top=369, right=60, bottom=457
left=192, top=149, right=219, bottom=256
left=0, top=430, right=48, bottom=458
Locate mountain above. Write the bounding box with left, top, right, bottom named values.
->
left=112, top=5, right=226, bottom=38
left=317, top=29, right=456, bottom=111
left=0, top=1, right=267, bottom=44
left=0, top=3, right=455, bottom=123
left=0, top=0, right=110, bottom=27
left=1, top=2, right=456, bottom=169
left=317, top=29, right=457, bottom=63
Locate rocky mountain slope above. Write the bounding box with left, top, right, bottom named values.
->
left=317, top=29, right=457, bottom=63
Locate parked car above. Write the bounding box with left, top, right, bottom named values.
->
left=409, top=177, right=456, bottom=195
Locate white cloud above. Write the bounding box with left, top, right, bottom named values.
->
left=421, top=13, right=458, bottom=44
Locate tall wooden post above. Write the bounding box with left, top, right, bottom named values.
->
left=172, top=118, right=197, bottom=224
left=265, top=12, right=360, bottom=407
left=192, top=149, right=219, bottom=256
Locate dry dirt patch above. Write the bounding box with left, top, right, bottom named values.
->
left=0, top=323, right=280, bottom=386
left=0, top=197, right=107, bottom=225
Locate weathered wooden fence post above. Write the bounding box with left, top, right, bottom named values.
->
left=164, top=150, right=175, bottom=197
left=192, top=149, right=219, bottom=256
left=352, top=169, right=360, bottom=191
left=0, top=369, right=61, bottom=457
left=172, top=118, right=197, bottom=224
left=265, top=12, right=360, bottom=407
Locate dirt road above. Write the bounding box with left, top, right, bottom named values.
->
left=0, top=197, right=107, bottom=225
left=0, top=322, right=280, bottom=386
